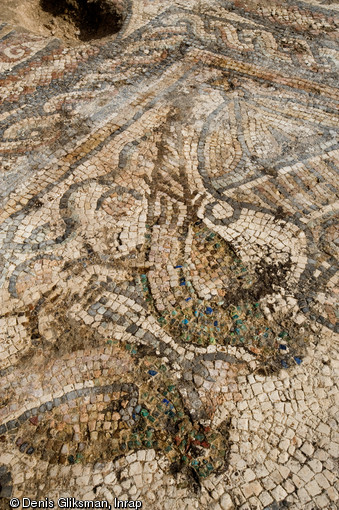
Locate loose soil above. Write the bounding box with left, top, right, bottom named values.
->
left=1, top=0, right=123, bottom=43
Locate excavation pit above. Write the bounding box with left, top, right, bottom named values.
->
left=40, top=0, right=123, bottom=41
left=0, top=0, right=125, bottom=43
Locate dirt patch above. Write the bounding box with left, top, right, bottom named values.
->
left=0, top=0, right=124, bottom=43
left=40, top=0, right=123, bottom=41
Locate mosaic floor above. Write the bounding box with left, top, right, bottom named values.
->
left=0, top=0, right=338, bottom=509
